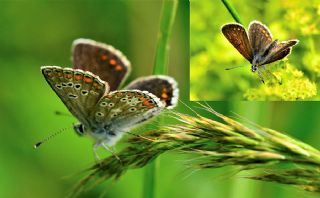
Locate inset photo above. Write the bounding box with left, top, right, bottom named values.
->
left=190, top=0, right=320, bottom=101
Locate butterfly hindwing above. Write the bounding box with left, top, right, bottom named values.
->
left=248, top=21, right=273, bottom=55
left=222, top=23, right=253, bottom=63
left=91, top=90, right=164, bottom=133
left=41, top=66, right=108, bottom=126
left=263, top=40, right=299, bottom=65
left=124, top=75, right=179, bottom=109
left=72, top=39, right=131, bottom=91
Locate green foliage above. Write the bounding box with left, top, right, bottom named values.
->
left=244, top=61, right=317, bottom=100
left=190, top=0, right=320, bottom=101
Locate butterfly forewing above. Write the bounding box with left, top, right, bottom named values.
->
left=124, top=75, right=179, bottom=109
left=91, top=90, right=164, bottom=132
left=248, top=21, right=273, bottom=55
left=222, top=23, right=253, bottom=63
left=72, top=39, right=131, bottom=91
left=41, top=66, right=109, bottom=126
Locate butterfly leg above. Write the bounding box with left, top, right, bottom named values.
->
left=101, top=142, right=123, bottom=164
left=262, top=65, right=282, bottom=85
left=93, top=143, right=101, bottom=162
left=256, top=69, right=265, bottom=84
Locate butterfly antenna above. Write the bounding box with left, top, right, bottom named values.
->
left=33, top=127, right=69, bottom=149
left=54, top=111, right=72, bottom=117
left=224, top=65, right=245, bottom=70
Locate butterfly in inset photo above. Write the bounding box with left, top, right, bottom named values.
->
left=40, top=39, right=179, bottom=160
left=221, top=20, right=299, bottom=83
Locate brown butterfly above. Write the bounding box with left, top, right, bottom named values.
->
left=222, top=20, right=299, bottom=82
left=38, top=39, right=179, bottom=161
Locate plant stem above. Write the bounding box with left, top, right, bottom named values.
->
left=152, top=0, right=178, bottom=75
left=145, top=0, right=178, bottom=198
left=221, top=0, right=243, bottom=24
left=143, top=161, right=157, bottom=198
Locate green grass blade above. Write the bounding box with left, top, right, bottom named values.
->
left=221, top=0, right=243, bottom=24
left=152, top=0, right=178, bottom=75
left=144, top=0, right=178, bottom=198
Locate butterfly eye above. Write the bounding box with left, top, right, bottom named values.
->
left=62, top=83, right=67, bottom=87
left=129, top=107, right=137, bottom=112
left=73, top=123, right=85, bottom=136
left=120, top=98, right=127, bottom=102
left=108, top=103, right=115, bottom=107
left=251, top=65, right=258, bottom=72
left=68, top=82, right=73, bottom=87
left=111, top=113, right=117, bottom=117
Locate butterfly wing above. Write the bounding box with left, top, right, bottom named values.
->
left=72, top=38, right=131, bottom=91
left=41, top=66, right=109, bottom=126
left=248, top=21, right=273, bottom=55
left=91, top=90, right=164, bottom=137
left=124, top=75, right=179, bottom=109
left=262, top=40, right=299, bottom=65
left=222, top=23, right=253, bottom=63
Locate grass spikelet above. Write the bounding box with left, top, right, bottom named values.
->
left=72, top=105, right=320, bottom=195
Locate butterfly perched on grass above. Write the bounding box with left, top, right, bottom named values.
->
left=39, top=39, right=179, bottom=160
left=222, top=20, right=299, bottom=83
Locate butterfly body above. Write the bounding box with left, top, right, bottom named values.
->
left=222, top=20, right=298, bottom=80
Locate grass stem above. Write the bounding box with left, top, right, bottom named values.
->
left=145, top=0, right=178, bottom=198
left=152, top=0, right=178, bottom=75
left=221, top=0, right=243, bottom=24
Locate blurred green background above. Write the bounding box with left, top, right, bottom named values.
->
left=190, top=0, right=320, bottom=101
left=1, top=1, right=320, bottom=198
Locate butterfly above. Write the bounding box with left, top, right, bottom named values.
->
left=41, top=39, right=179, bottom=160
left=221, top=20, right=299, bottom=82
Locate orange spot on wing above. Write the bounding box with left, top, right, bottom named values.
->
left=109, top=59, right=117, bottom=65
left=93, top=82, right=101, bottom=89
left=146, top=105, right=155, bottom=109
left=161, top=92, right=168, bottom=99
left=74, top=74, right=82, bottom=81
left=64, top=73, right=73, bottom=79
left=143, top=100, right=153, bottom=107
left=161, top=88, right=168, bottom=99
left=84, top=76, right=93, bottom=83
left=140, top=97, right=147, bottom=101
left=115, top=65, right=123, bottom=71
left=101, top=55, right=108, bottom=61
